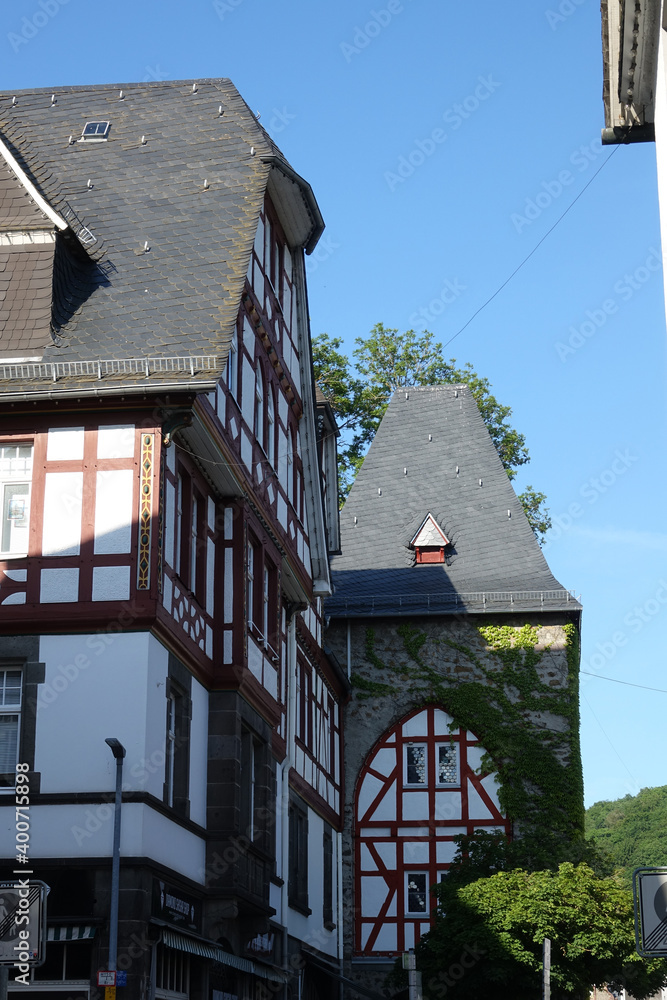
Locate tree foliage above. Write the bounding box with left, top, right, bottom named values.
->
left=586, top=785, right=667, bottom=886
left=404, top=833, right=667, bottom=1000
left=313, top=324, right=551, bottom=542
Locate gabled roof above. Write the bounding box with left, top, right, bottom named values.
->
left=0, top=79, right=323, bottom=395
left=327, top=385, right=579, bottom=617
left=410, top=513, right=449, bottom=548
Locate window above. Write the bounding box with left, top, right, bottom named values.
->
left=247, top=539, right=257, bottom=628
left=323, top=826, right=335, bottom=929
left=437, top=743, right=459, bottom=785
left=288, top=801, right=309, bottom=913
left=296, top=660, right=312, bottom=750
left=0, top=669, right=21, bottom=775
left=0, top=444, right=32, bottom=556
left=155, top=943, right=189, bottom=998
left=165, top=692, right=177, bottom=808
left=286, top=433, right=294, bottom=505
left=254, top=369, right=264, bottom=449
left=405, top=743, right=427, bottom=785
left=80, top=121, right=111, bottom=141
left=174, top=467, right=205, bottom=600
left=163, top=681, right=190, bottom=816
left=226, top=328, right=238, bottom=399
left=240, top=728, right=259, bottom=841
left=267, top=389, right=275, bottom=467
left=405, top=872, right=428, bottom=914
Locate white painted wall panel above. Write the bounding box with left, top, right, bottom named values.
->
left=40, top=568, right=79, bottom=603
left=94, top=469, right=134, bottom=554
left=36, top=632, right=153, bottom=793
left=188, top=676, right=208, bottom=828
left=42, top=472, right=83, bottom=556
left=166, top=443, right=176, bottom=475
left=223, top=630, right=233, bottom=664
left=248, top=638, right=263, bottom=683
left=243, top=316, right=255, bottom=356
left=277, top=495, right=287, bottom=531
left=47, top=426, right=84, bottom=461
left=241, top=430, right=252, bottom=472
left=97, top=425, right=135, bottom=459
left=92, top=566, right=131, bottom=602
left=22, top=802, right=206, bottom=882
left=224, top=507, right=233, bottom=540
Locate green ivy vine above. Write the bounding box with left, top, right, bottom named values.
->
left=353, top=620, right=584, bottom=855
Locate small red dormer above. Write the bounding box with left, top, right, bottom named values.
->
left=410, top=513, right=450, bottom=564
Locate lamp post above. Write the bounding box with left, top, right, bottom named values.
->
left=105, top=738, right=126, bottom=973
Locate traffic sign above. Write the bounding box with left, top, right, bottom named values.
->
left=0, top=881, right=48, bottom=966
left=98, top=971, right=116, bottom=986
left=633, top=868, right=667, bottom=956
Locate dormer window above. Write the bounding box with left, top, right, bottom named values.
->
left=410, top=513, right=449, bottom=564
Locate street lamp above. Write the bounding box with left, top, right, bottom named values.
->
left=105, top=738, right=126, bottom=973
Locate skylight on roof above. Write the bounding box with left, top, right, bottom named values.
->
left=80, top=121, right=110, bottom=142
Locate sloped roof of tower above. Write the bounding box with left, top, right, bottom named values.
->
left=0, top=79, right=322, bottom=395
left=327, top=385, right=579, bottom=617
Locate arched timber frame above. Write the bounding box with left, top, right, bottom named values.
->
left=354, top=705, right=511, bottom=955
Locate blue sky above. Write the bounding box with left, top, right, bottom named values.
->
left=2, top=0, right=666, bottom=810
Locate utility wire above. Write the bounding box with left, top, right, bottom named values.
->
left=581, top=691, right=638, bottom=786
left=442, top=145, right=621, bottom=349
left=581, top=670, right=667, bottom=695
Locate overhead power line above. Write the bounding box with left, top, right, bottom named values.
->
left=442, top=145, right=621, bottom=349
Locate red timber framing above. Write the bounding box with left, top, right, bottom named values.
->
left=354, top=706, right=510, bottom=955
left=208, top=191, right=310, bottom=588
left=157, top=441, right=219, bottom=674
left=291, top=616, right=342, bottom=828
left=0, top=411, right=162, bottom=630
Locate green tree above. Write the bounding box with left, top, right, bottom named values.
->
left=586, top=785, right=667, bottom=886
left=409, top=843, right=667, bottom=1000
left=313, top=324, right=551, bottom=542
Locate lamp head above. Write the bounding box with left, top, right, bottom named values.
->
left=105, top=738, right=126, bottom=760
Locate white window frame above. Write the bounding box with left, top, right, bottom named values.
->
left=226, top=328, right=238, bottom=400
left=0, top=668, right=22, bottom=777
left=267, top=389, right=275, bottom=467
left=0, top=443, right=33, bottom=558
left=404, top=742, right=427, bottom=786
left=405, top=871, right=429, bottom=915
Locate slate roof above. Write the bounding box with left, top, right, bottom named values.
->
left=327, top=385, right=579, bottom=617
left=0, top=79, right=322, bottom=395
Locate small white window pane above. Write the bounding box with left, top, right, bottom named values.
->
left=0, top=714, right=19, bottom=771
left=2, top=483, right=30, bottom=552
left=437, top=744, right=459, bottom=785
left=405, top=744, right=427, bottom=785
left=406, top=872, right=428, bottom=913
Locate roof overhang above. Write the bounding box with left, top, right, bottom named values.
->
left=263, top=157, right=324, bottom=254
left=601, top=0, right=662, bottom=143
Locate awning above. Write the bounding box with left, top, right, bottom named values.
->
left=48, top=926, right=96, bottom=941
left=161, top=928, right=290, bottom=983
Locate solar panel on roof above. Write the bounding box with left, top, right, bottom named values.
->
left=80, top=121, right=110, bottom=141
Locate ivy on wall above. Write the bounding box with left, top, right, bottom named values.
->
left=354, top=621, right=583, bottom=856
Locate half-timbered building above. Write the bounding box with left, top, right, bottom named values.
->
left=0, top=79, right=345, bottom=1000
left=324, top=385, right=583, bottom=996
